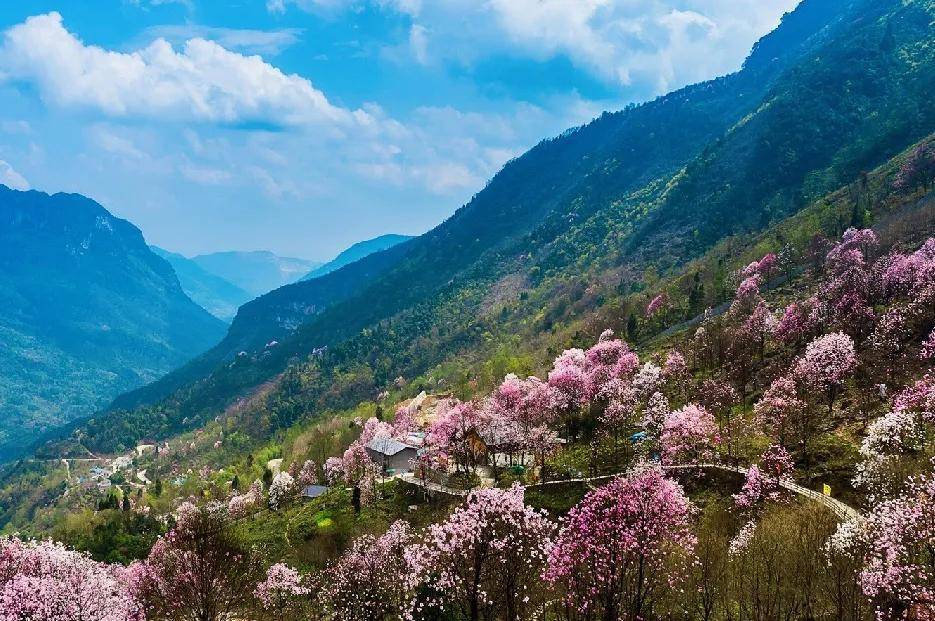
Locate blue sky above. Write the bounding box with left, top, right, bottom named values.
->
left=0, top=0, right=799, bottom=260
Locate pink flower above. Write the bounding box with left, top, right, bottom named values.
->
left=795, top=332, right=857, bottom=393
left=255, top=563, right=309, bottom=611
left=660, top=403, right=719, bottom=465
left=645, top=293, right=667, bottom=317
left=544, top=468, right=696, bottom=619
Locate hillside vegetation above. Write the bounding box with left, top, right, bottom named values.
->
left=90, top=0, right=934, bottom=457
left=1, top=137, right=932, bottom=620
left=1, top=1, right=935, bottom=618
left=0, top=186, right=226, bottom=459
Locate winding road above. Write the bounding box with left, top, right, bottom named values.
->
left=399, top=462, right=861, bottom=521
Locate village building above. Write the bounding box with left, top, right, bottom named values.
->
left=300, top=484, right=328, bottom=499
left=365, top=437, right=419, bottom=474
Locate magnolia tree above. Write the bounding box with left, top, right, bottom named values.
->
left=795, top=332, right=857, bottom=413
left=857, top=375, right=935, bottom=498
left=660, top=404, right=719, bottom=466
left=254, top=563, right=310, bottom=621
left=544, top=468, right=697, bottom=621
left=856, top=465, right=935, bottom=620
left=268, top=471, right=295, bottom=510
left=548, top=348, right=592, bottom=441
left=754, top=375, right=804, bottom=448
left=325, top=441, right=378, bottom=513
left=317, top=520, right=413, bottom=621
left=425, top=400, right=485, bottom=474
left=133, top=501, right=262, bottom=621
left=733, top=446, right=793, bottom=514
left=0, top=538, right=143, bottom=621
left=228, top=480, right=263, bottom=518
left=407, top=485, right=555, bottom=621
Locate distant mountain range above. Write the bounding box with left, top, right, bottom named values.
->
left=150, top=247, right=253, bottom=322
left=189, top=251, right=320, bottom=297
left=0, top=185, right=226, bottom=459
left=152, top=235, right=411, bottom=321
left=301, top=234, right=413, bottom=281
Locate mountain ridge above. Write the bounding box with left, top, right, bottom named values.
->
left=75, top=0, right=935, bottom=454
left=150, top=246, right=252, bottom=322
left=0, top=185, right=227, bottom=459
left=301, top=234, right=413, bottom=281
left=190, top=250, right=321, bottom=297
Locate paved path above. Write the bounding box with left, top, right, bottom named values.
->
left=661, top=463, right=860, bottom=520
left=398, top=462, right=861, bottom=520
left=397, top=473, right=469, bottom=497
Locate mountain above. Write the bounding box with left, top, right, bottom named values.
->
left=150, top=247, right=252, bottom=322
left=190, top=251, right=321, bottom=297
left=301, top=234, right=413, bottom=281
left=89, top=0, right=935, bottom=452
left=0, top=185, right=227, bottom=459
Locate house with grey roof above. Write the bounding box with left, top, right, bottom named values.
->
left=300, top=485, right=328, bottom=499
left=366, top=437, right=418, bottom=474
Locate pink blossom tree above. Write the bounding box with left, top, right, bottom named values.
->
left=754, top=375, right=804, bottom=447
left=426, top=400, right=484, bottom=475
left=795, top=332, right=858, bottom=413
left=858, top=465, right=935, bottom=620
left=335, top=441, right=379, bottom=513
left=297, top=460, right=318, bottom=487
left=857, top=376, right=935, bottom=496
left=733, top=446, right=793, bottom=514
left=544, top=468, right=697, bottom=621
left=548, top=348, right=592, bottom=440
left=267, top=471, right=295, bottom=510
left=317, top=521, right=413, bottom=621
left=407, top=485, right=555, bottom=621
left=773, top=301, right=812, bottom=345
left=893, top=140, right=934, bottom=193
left=646, top=293, right=668, bottom=318
left=135, top=502, right=262, bottom=621
left=660, top=404, right=720, bottom=465
left=254, top=563, right=310, bottom=621
left=0, top=538, right=143, bottom=621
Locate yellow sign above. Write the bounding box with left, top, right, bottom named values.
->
left=822, top=483, right=832, bottom=497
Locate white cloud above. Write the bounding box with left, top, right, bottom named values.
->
left=138, top=25, right=304, bottom=57
left=180, top=163, right=232, bottom=185
left=0, top=12, right=361, bottom=128
left=279, top=0, right=799, bottom=95
left=408, top=24, right=429, bottom=65
left=0, top=159, right=29, bottom=190
left=92, top=128, right=149, bottom=160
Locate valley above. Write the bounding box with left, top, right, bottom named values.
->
left=0, top=0, right=933, bottom=619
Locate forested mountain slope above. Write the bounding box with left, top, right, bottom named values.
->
left=301, top=234, right=413, bottom=281
left=0, top=186, right=226, bottom=459
left=83, top=0, right=935, bottom=453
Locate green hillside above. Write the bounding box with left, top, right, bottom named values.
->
left=83, top=0, right=934, bottom=455
left=301, top=234, right=413, bottom=281
left=0, top=186, right=227, bottom=459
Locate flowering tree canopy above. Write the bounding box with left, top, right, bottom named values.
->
left=407, top=485, right=555, bottom=621
left=754, top=375, right=804, bottom=444
left=268, top=471, right=295, bottom=510
left=544, top=468, right=696, bottom=621
left=660, top=403, right=719, bottom=465
left=795, top=332, right=857, bottom=407
left=858, top=465, right=935, bottom=620
left=318, top=520, right=413, bottom=621
left=255, top=563, right=310, bottom=620
left=0, top=538, right=142, bottom=621
left=135, top=502, right=262, bottom=621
